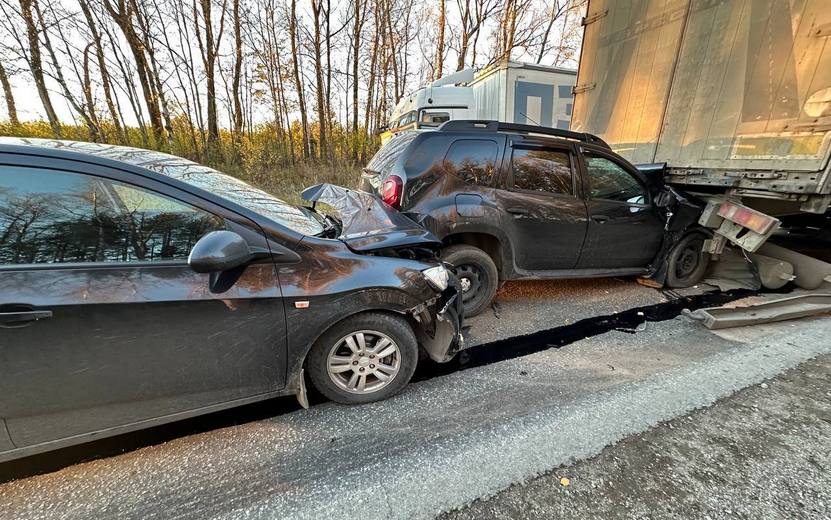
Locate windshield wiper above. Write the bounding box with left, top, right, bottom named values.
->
left=316, top=214, right=342, bottom=238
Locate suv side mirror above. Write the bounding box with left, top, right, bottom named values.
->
left=188, top=231, right=254, bottom=273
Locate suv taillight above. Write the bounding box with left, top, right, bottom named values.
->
left=381, top=175, right=403, bottom=208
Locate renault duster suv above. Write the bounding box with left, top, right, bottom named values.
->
left=361, top=120, right=709, bottom=316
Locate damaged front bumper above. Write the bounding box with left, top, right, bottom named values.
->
left=411, top=278, right=465, bottom=363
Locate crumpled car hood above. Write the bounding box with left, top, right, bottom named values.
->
left=300, top=184, right=441, bottom=252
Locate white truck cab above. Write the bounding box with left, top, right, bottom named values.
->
left=382, top=62, right=577, bottom=143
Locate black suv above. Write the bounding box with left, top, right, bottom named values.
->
left=361, top=120, right=708, bottom=316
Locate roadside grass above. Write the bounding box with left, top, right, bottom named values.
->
left=0, top=120, right=368, bottom=203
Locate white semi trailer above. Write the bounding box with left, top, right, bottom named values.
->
left=382, top=61, right=577, bottom=142
left=572, top=0, right=831, bottom=264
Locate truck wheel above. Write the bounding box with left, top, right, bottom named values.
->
left=306, top=313, right=418, bottom=405
left=666, top=232, right=710, bottom=288
left=442, top=244, right=499, bottom=317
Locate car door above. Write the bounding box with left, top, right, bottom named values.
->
left=0, top=163, right=287, bottom=450
left=493, top=140, right=589, bottom=271
left=575, top=149, right=665, bottom=269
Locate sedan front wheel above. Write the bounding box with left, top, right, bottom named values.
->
left=307, top=313, right=418, bottom=404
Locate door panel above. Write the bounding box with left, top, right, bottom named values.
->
left=576, top=152, right=664, bottom=269
left=498, top=145, right=588, bottom=271
left=0, top=166, right=287, bottom=448
left=577, top=201, right=664, bottom=268
left=0, top=264, right=285, bottom=448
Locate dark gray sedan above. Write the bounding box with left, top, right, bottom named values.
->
left=0, top=138, right=462, bottom=463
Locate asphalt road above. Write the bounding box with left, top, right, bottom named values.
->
left=443, top=353, right=831, bottom=520
left=1, top=281, right=828, bottom=520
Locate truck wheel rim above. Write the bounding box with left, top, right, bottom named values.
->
left=327, top=330, right=401, bottom=394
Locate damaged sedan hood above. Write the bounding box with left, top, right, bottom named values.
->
left=301, top=184, right=441, bottom=252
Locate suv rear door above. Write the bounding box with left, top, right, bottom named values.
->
left=575, top=147, right=664, bottom=269
left=494, top=139, right=589, bottom=271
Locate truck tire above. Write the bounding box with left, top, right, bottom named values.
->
left=665, top=232, right=710, bottom=288
left=442, top=244, right=499, bottom=317
left=306, top=312, right=418, bottom=405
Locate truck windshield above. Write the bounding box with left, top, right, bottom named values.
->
left=365, top=131, right=419, bottom=177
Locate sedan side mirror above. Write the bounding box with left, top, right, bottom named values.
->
left=188, top=231, right=254, bottom=274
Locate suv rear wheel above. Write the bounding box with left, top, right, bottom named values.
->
left=442, top=245, right=499, bottom=317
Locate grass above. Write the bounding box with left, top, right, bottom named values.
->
left=0, top=120, right=372, bottom=204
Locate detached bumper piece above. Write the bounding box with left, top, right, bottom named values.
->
left=684, top=293, right=831, bottom=330
left=412, top=283, right=464, bottom=363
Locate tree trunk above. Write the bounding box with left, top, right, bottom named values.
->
left=433, top=0, right=445, bottom=80
left=0, top=60, right=18, bottom=125
left=311, top=0, right=327, bottom=161
left=197, top=0, right=221, bottom=148
left=289, top=0, right=310, bottom=158
left=19, top=0, right=60, bottom=136
left=78, top=0, right=124, bottom=142
left=35, top=0, right=100, bottom=140
left=231, top=0, right=244, bottom=139
left=104, top=0, right=165, bottom=145
left=351, top=0, right=365, bottom=159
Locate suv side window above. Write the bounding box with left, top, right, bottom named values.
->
left=443, top=139, right=499, bottom=185
left=0, top=166, right=223, bottom=265
left=511, top=147, right=573, bottom=195
left=584, top=155, right=646, bottom=204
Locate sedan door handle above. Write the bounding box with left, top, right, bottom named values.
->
left=0, top=310, right=53, bottom=328
left=591, top=214, right=610, bottom=224
left=506, top=207, right=529, bottom=215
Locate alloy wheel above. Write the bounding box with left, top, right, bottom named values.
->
left=327, top=330, right=401, bottom=394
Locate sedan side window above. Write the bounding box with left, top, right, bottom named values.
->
left=511, top=147, right=573, bottom=195
left=0, top=166, right=223, bottom=265
left=585, top=156, right=646, bottom=204
left=442, top=139, right=499, bottom=186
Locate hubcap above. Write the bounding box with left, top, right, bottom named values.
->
left=454, top=264, right=483, bottom=304
left=327, top=330, right=401, bottom=394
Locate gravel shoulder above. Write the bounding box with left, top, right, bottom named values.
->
left=443, top=352, right=831, bottom=520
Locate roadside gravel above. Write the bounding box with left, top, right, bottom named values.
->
left=443, top=353, right=831, bottom=520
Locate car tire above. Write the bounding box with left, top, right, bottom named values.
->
left=306, top=312, right=418, bottom=405
left=665, top=231, right=710, bottom=288
left=442, top=244, right=499, bottom=317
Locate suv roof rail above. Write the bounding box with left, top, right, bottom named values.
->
left=437, top=120, right=610, bottom=149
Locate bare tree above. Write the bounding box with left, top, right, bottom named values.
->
left=311, top=0, right=327, bottom=160
left=432, top=0, right=445, bottom=80
left=0, top=59, right=18, bottom=124
left=194, top=0, right=227, bottom=149
left=18, top=0, right=60, bottom=135
left=104, top=0, right=166, bottom=144
left=78, top=0, right=124, bottom=141
left=231, top=0, right=244, bottom=139
left=455, top=0, right=497, bottom=70
left=288, top=0, right=310, bottom=158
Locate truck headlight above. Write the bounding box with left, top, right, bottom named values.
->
left=422, top=265, right=449, bottom=291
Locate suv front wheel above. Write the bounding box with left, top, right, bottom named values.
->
left=442, top=245, right=499, bottom=317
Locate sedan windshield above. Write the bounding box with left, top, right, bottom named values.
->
left=136, top=156, right=324, bottom=236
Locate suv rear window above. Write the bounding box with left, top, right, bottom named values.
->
left=443, top=139, right=499, bottom=185
left=365, top=132, right=419, bottom=177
